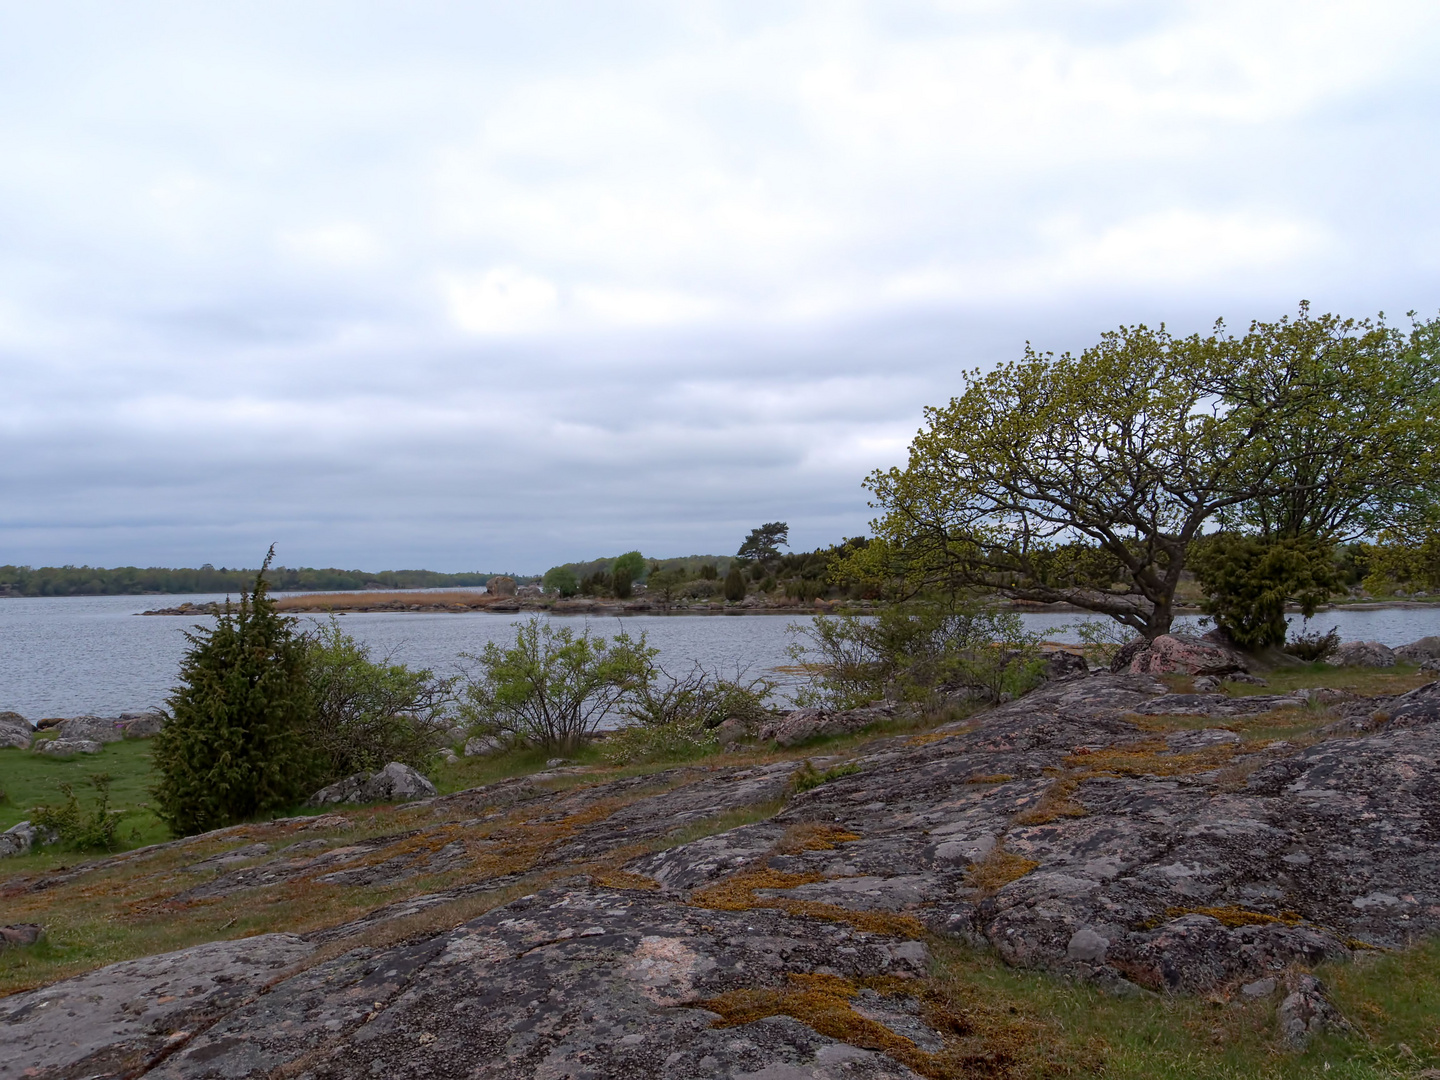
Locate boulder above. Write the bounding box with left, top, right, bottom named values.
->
left=1277, top=973, right=1349, bottom=1050
left=1039, top=649, right=1090, bottom=681
left=0, top=821, right=38, bottom=858
left=463, top=734, right=505, bottom=757
left=1330, top=640, right=1396, bottom=668
left=307, top=762, right=437, bottom=806
left=122, top=712, right=166, bottom=738
left=1119, top=633, right=1249, bottom=677
left=758, top=704, right=896, bottom=748
left=0, top=712, right=33, bottom=750
left=713, top=716, right=750, bottom=747
left=1394, top=636, right=1440, bottom=663
left=35, top=738, right=102, bottom=756
left=486, top=575, right=517, bottom=598
left=1422, top=657, right=1440, bottom=674
left=0, top=924, right=43, bottom=948
left=55, top=715, right=124, bottom=743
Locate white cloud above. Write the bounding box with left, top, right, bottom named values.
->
left=440, top=268, right=560, bottom=334
left=0, top=1, right=1438, bottom=569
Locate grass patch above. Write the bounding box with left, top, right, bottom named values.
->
left=0, top=741, right=169, bottom=856
left=914, top=935, right=1440, bottom=1078
left=791, top=760, right=862, bottom=792
left=1163, top=663, right=1433, bottom=700
left=964, top=844, right=1040, bottom=894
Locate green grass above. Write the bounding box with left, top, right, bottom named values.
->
left=926, top=936, right=1440, bottom=1078
left=0, top=740, right=170, bottom=854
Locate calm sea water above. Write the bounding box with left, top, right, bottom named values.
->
left=2, top=594, right=1437, bottom=719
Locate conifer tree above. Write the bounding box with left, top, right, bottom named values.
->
left=152, top=547, right=316, bottom=835
left=723, top=565, right=746, bottom=602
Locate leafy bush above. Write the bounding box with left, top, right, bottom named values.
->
left=612, top=565, right=634, bottom=599
left=152, top=549, right=319, bottom=835
left=31, top=774, right=125, bottom=852
left=303, top=620, right=454, bottom=781
left=599, top=718, right=718, bottom=765
left=698, top=563, right=719, bottom=580
left=623, top=662, right=774, bottom=729
left=542, top=566, right=579, bottom=597
left=1190, top=533, right=1341, bottom=649
left=787, top=601, right=1044, bottom=709
left=1065, top=618, right=1136, bottom=666
left=1286, top=623, right=1341, bottom=662
left=459, top=617, right=656, bottom=752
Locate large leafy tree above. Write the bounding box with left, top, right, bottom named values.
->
left=152, top=548, right=318, bottom=835
left=857, top=308, right=1440, bottom=640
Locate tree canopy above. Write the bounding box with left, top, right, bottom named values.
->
left=736, top=522, right=789, bottom=565
left=854, top=306, right=1440, bottom=640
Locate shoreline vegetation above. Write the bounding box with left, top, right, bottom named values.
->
left=0, top=563, right=532, bottom=598
left=133, top=590, right=1440, bottom=617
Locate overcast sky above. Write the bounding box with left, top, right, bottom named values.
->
left=2, top=1, right=1437, bottom=573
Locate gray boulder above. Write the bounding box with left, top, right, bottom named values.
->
left=121, top=712, right=166, bottom=738
left=1277, top=973, right=1349, bottom=1050
left=1422, top=657, right=1440, bottom=674
left=758, top=703, right=897, bottom=748
left=1039, top=648, right=1090, bottom=681
left=0, top=924, right=43, bottom=948
left=1329, top=640, right=1396, bottom=668
left=1394, top=635, right=1440, bottom=663
left=56, top=715, right=124, bottom=743
left=307, top=762, right=437, bottom=806
left=0, top=821, right=38, bottom=858
left=1117, top=633, right=1249, bottom=676
left=0, top=712, right=33, bottom=750
left=35, top=738, right=102, bottom=756
left=463, top=734, right=505, bottom=757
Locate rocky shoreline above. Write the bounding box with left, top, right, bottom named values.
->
left=4, top=641, right=1440, bottom=1076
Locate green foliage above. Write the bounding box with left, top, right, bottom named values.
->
left=151, top=549, right=318, bottom=836
left=0, top=563, right=502, bottom=597
left=1189, top=533, right=1342, bottom=649
left=1286, top=623, right=1341, bottom=662
left=698, top=563, right=719, bottom=580
left=645, top=567, right=687, bottom=607
left=610, top=550, right=647, bottom=582
left=736, top=522, right=789, bottom=566
left=541, top=565, right=579, bottom=597
left=723, top=566, right=747, bottom=602
left=787, top=600, right=1044, bottom=709
left=611, top=564, right=634, bottom=599
left=622, top=662, right=774, bottom=730
left=599, top=717, right=718, bottom=765
left=859, top=306, right=1440, bottom=640
left=303, top=620, right=453, bottom=781
left=459, top=617, right=657, bottom=752
left=790, top=760, right=861, bottom=792
left=31, top=774, right=126, bottom=852
left=1358, top=529, right=1440, bottom=596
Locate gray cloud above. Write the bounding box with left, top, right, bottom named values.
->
left=2, top=1, right=1438, bottom=571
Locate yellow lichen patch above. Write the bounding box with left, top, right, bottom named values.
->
left=696, top=972, right=1021, bottom=1080
left=775, top=822, right=862, bottom=853
left=1011, top=778, right=1086, bottom=825
left=587, top=868, right=661, bottom=891
left=964, top=846, right=1040, bottom=895
left=1163, top=906, right=1302, bottom=928
left=965, top=773, right=1014, bottom=785
left=907, top=731, right=956, bottom=747
left=1062, top=739, right=1236, bottom=778
left=690, top=868, right=827, bottom=911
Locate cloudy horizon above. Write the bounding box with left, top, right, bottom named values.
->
left=3, top=1, right=1438, bottom=574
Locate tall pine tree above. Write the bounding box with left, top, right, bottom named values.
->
left=152, top=547, right=317, bottom=835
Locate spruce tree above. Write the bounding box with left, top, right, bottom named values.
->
left=723, top=565, right=746, bottom=602
left=152, top=547, right=316, bottom=835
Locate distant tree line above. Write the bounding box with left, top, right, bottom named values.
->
left=0, top=564, right=525, bottom=597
